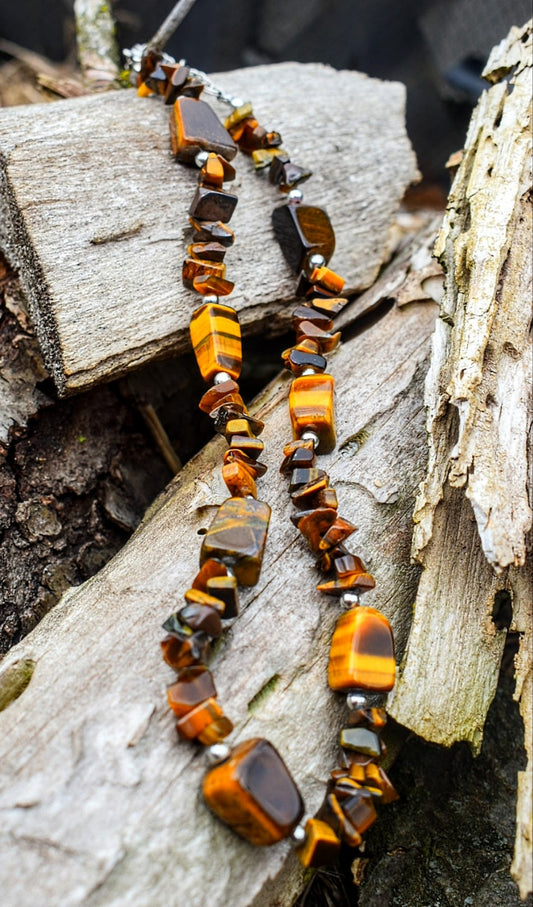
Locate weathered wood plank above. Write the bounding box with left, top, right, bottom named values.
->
left=0, top=225, right=438, bottom=907
left=0, top=62, right=418, bottom=394
left=388, top=20, right=532, bottom=898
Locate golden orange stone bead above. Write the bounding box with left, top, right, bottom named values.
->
left=176, top=697, right=231, bottom=742
left=184, top=587, right=226, bottom=614
left=190, top=302, right=242, bottom=383
left=309, top=266, right=345, bottom=294
left=167, top=667, right=216, bottom=717
left=182, top=257, right=226, bottom=288
left=193, top=275, right=235, bottom=297
left=328, top=607, right=396, bottom=693
left=203, top=738, right=304, bottom=845
left=295, top=818, right=341, bottom=868
left=200, top=496, right=271, bottom=586
left=222, top=461, right=257, bottom=498
left=288, top=373, right=336, bottom=453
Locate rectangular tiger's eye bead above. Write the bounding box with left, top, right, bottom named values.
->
left=170, top=97, right=237, bottom=162
left=190, top=302, right=242, bottom=382
left=200, top=497, right=271, bottom=586
left=289, top=374, right=336, bottom=453
left=328, top=607, right=396, bottom=693
left=203, top=737, right=304, bottom=845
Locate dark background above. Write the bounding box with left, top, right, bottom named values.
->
left=0, top=0, right=531, bottom=183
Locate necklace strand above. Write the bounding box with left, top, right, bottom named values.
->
left=129, top=46, right=398, bottom=867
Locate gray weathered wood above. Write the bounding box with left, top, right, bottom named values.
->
left=0, top=224, right=438, bottom=907
left=0, top=62, right=418, bottom=395
left=388, top=20, right=532, bottom=899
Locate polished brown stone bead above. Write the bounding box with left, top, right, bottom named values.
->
left=200, top=496, right=271, bottom=586
left=269, top=156, right=312, bottom=192
left=222, top=461, right=257, bottom=499
left=295, top=818, right=341, bottom=868
left=206, top=574, right=239, bottom=618
left=189, top=186, right=238, bottom=224
left=282, top=346, right=328, bottom=376
left=367, top=765, right=399, bottom=804
left=334, top=551, right=366, bottom=578
left=182, top=78, right=205, bottom=99
left=163, top=63, right=190, bottom=104
left=210, top=403, right=249, bottom=433
left=167, top=666, right=217, bottom=717
left=184, top=587, right=226, bottom=614
left=229, top=435, right=265, bottom=460
left=193, top=275, right=235, bottom=297
left=160, top=632, right=210, bottom=670
left=138, top=48, right=163, bottom=85
left=198, top=378, right=240, bottom=413
left=347, top=707, right=387, bottom=731
left=317, top=792, right=362, bottom=848
left=176, top=697, right=232, bottom=744
left=145, top=64, right=168, bottom=95
left=190, top=302, right=241, bottom=382
left=198, top=154, right=224, bottom=189
left=318, top=517, right=357, bottom=551
left=237, top=120, right=268, bottom=151
left=291, top=473, right=329, bottom=504
left=316, top=487, right=339, bottom=510
left=296, top=270, right=338, bottom=299
left=191, top=558, right=228, bottom=592
left=203, top=737, right=304, bottom=845
left=182, top=257, right=225, bottom=289
left=179, top=602, right=223, bottom=637
left=224, top=448, right=267, bottom=478
left=295, top=507, right=337, bottom=551
left=289, top=467, right=326, bottom=493
left=339, top=786, right=377, bottom=835
left=317, top=572, right=376, bottom=595
left=225, top=418, right=255, bottom=440
left=309, top=296, right=350, bottom=316
left=296, top=322, right=342, bottom=353
left=280, top=444, right=316, bottom=473
left=292, top=305, right=334, bottom=332
left=170, top=97, right=237, bottom=162
left=328, top=606, right=396, bottom=692
left=188, top=241, right=227, bottom=262
left=289, top=373, right=336, bottom=453
left=189, top=218, right=235, bottom=246
left=272, top=204, right=335, bottom=273
left=282, top=439, right=316, bottom=458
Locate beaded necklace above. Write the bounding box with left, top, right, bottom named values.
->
left=127, top=42, right=398, bottom=870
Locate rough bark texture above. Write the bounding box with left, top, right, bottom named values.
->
left=0, top=62, right=418, bottom=394
left=0, top=224, right=440, bottom=907
left=388, top=20, right=532, bottom=900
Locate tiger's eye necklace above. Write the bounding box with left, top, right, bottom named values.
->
left=127, top=40, right=398, bottom=869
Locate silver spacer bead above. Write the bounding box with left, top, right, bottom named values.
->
left=230, top=96, right=245, bottom=108
left=288, top=188, right=303, bottom=205
left=340, top=591, right=361, bottom=609
left=214, top=371, right=232, bottom=385
left=307, top=253, right=326, bottom=273
left=301, top=430, right=319, bottom=449
left=194, top=150, right=210, bottom=168
left=202, top=294, right=219, bottom=305
left=346, top=691, right=369, bottom=711
left=301, top=368, right=318, bottom=377
left=205, top=743, right=231, bottom=766
left=291, top=823, right=307, bottom=844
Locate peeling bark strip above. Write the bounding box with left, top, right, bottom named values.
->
left=0, top=226, right=439, bottom=907
left=390, top=21, right=532, bottom=900
left=0, top=63, right=418, bottom=394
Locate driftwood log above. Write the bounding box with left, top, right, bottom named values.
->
left=389, top=20, right=533, bottom=900
left=0, top=62, right=417, bottom=395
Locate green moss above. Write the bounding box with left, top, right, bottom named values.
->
left=0, top=659, right=36, bottom=711
left=248, top=674, right=281, bottom=713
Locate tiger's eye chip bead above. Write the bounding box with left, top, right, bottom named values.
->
left=295, top=818, right=341, bottom=868
left=167, top=667, right=217, bottom=717
left=289, top=373, right=336, bottom=453
left=200, top=496, right=271, bottom=586
left=203, top=738, right=304, bottom=845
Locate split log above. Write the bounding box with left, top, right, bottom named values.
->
left=0, top=62, right=418, bottom=395
left=388, top=20, right=532, bottom=900
left=0, top=221, right=441, bottom=907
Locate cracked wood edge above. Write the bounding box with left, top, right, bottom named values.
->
left=0, top=62, right=418, bottom=396
left=389, top=22, right=532, bottom=899
left=0, top=227, right=438, bottom=907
